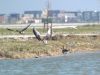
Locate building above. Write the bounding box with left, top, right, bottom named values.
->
left=8, top=13, right=20, bottom=24
left=75, top=11, right=83, bottom=23
left=82, top=11, right=93, bottom=22
left=24, top=11, right=42, bottom=19
left=1, top=10, right=100, bottom=24
left=91, top=11, right=99, bottom=22
left=64, top=11, right=78, bottom=23
left=82, top=11, right=100, bottom=23
left=23, top=11, right=42, bottom=23
left=0, top=14, right=5, bottom=24
left=42, top=10, right=60, bottom=23
left=97, top=11, right=100, bottom=22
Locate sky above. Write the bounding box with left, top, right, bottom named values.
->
left=0, top=0, right=100, bottom=14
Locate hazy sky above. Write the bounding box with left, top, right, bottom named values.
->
left=0, top=0, right=100, bottom=14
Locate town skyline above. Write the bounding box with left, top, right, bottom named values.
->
left=0, top=0, right=100, bottom=14
left=0, top=10, right=100, bottom=24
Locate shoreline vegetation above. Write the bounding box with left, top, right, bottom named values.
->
left=0, top=25, right=100, bottom=59
left=0, top=34, right=100, bottom=59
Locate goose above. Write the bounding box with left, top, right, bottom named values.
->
left=7, top=23, right=52, bottom=44
left=7, top=23, right=31, bottom=34
left=32, top=25, right=52, bottom=44
left=62, top=46, right=69, bottom=54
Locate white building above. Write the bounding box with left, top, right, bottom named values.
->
left=64, top=12, right=77, bottom=23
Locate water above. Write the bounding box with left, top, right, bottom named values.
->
left=0, top=52, right=100, bottom=75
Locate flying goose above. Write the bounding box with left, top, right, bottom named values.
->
left=32, top=25, right=52, bottom=44
left=7, top=23, right=31, bottom=34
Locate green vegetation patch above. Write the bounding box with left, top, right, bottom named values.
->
left=0, top=25, right=100, bottom=35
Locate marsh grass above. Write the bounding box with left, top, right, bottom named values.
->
left=0, top=35, right=100, bottom=59
left=0, top=25, right=100, bottom=35
left=0, top=25, right=100, bottom=58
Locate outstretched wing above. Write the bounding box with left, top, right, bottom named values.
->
left=32, top=27, right=42, bottom=41
left=7, top=23, right=31, bottom=34
left=7, top=28, right=16, bottom=31
left=32, top=26, right=52, bottom=44
left=7, top=28, right=20, bottom=33
left=19, top=23, right=31, bottom=32
left=44, top=26, right=52, bottom=40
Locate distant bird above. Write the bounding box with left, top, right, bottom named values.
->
left=7, top=23, right=31, bottom=34
left=32, top=25, right=52, bottom=44
left=62, top=46, right=69, bottom=54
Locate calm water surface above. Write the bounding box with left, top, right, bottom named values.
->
left=0, top=52, right=100, bottom=75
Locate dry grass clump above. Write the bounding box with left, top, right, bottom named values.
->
left=52, top=34, right=65, bottom=40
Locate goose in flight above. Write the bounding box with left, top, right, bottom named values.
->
left=7, top=23, right=52, bottom=44
left=7, top=23, right=31, bottom=34
left=32, top=25, right=52, bottom=44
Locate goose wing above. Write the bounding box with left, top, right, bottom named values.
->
left=32, top=27, right=42, bottom=41
left=44, top=26, right=52, bottom=40
left=19, top=23, right=31, bottom=32
left=7, top=23, right=31, bottom=34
